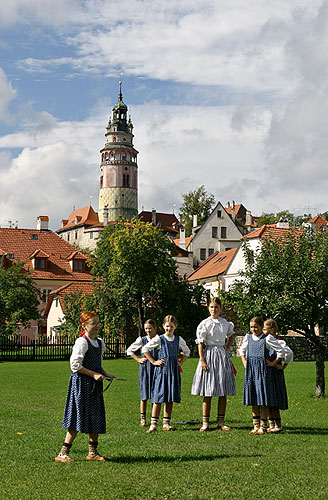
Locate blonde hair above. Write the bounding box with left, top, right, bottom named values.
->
left=250, top=316, right=264, bottom=328
left=264, top=318, right=278, bottom=333
left=162, top=315, right=178, bottom=326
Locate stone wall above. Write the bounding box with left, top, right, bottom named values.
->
left=231, top=334, right=328, bottom=361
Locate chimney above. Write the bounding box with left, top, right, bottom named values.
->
left=193, top=214, right=198, bottom=227
left=231, top=200, right=235, bottom=221
left=37, top=216, right=49, bottom=232
left=276, top=217, right=289, bottom=229
left=152, top=209, right=156, bottom=225
left=226, top=201, right=231, bottom=208
left=179, top=227, right=186, bottom=250
left=245, top=210, right=252, bottom=230
left=103, top=205, right=108, bottom=227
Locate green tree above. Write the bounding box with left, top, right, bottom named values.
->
left=0, top=262, right=40, bottom=336
left=91, top=217, right=180, bottom=340
left=58, top=291, right=95, bottom=338
left=222, top=229, right=328, bottom=398
left=179, top=185, right=215, bottom=236
left=294, top=213, right=312, bottom=226
left=256, top=212, right=276, bottom=226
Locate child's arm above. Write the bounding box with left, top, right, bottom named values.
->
left=239, top=335, right=248, bottom=368
left=144, top=351, right=164, bottom=366
left=130, top=353, right=148, bottom=364
left=177, top=337, right=190, bottom=367
left=241, top=355, right=247, bottom=369
left=224, top=334, right=234, bottom=351
left=78, top=366, right=104, bottom=381
left=198, top=342, right=208, bottom=370
left=126, top=337, right=147, bottom=363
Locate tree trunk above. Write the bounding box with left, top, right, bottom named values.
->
left=315, top=348, right=325, bottom=398
left=136, top=292, right=145, bottom=337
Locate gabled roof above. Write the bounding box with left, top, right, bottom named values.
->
left=57, top=205, right=99, bottom=232
left=0, top=228, right=92, bottom=281
left=44, top=281, right=94, bottom=317
left=191, top=201, right=244, bottom=244
left=242, top=224, right=296, bottom=241
left=307, top=214, right=328, bottom=229
left=139, top=211, right=180, bottom=234
left=188, top=248, right=237, bottom=281
left=173, top=236, right=192, bottom=250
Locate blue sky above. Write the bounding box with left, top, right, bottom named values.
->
left=0, top=0, right=327, bottom=230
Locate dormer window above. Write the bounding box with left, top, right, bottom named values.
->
left=31, top=234, right=38, bottom=240
left=73, top=260, right=84, bottom=271
left=36, top=258, right=46, bottom=269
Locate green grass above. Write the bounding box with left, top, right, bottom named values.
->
left=1, top=358, right=327, bottom=500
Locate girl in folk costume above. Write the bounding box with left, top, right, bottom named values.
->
left=55, top=312, right=117, bottom=462
left=126, top=319, right=158, bottom=427
left=239, top=317, right=285, bottom=435
left=191, top=297, right=236, bottom=431
left=263, top=318, right=293, bottom=433
left=142, top=315, right=190, bottom=433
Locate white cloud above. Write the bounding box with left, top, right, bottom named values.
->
left=0, top=68, right=16, bottom=122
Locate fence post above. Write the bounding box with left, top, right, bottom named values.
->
left=32, top=340, right=36, bottom=361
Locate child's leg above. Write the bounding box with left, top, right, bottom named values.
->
left=55, top=430, right=78, bottom=462
left=140, top=399, right=147, bottom=427
left=257, top=406, right=268, bottom=434
left=217, top=396, right=231, bottom=431
left=268, top=407, right=276, bottom=432
left=86, top=433, right=110, bottom=461
left=249, top=406, right=260, bottom=434
left=272, top=408, right=283, bottom=432
left=200, top=396, right=212, bottom=431
left=163, top=402, right=176, bottom=431
left=146, top=403, right=161, bottom=433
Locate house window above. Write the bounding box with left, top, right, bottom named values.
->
left=67, top=233, right=70, bottom=241
left=212, top=227, right=218, bottom=238
left=41, top=289, right=52, bottom=302
left=208, top=248, right=214, bottom=257
left=30, top=234, right=38, bottom=240
left=36, top=258, right=46, bottom=269
left=221, top=227, right=227, bottom=238
left=89, top=232, right=93, bottom=239
left=75, top=232, right=78, bottom=240
left=217, top=210, right=222, bottom=218
left=200, top=248, right=206, bottom=260
left=73, top=260, right=83, bottom=271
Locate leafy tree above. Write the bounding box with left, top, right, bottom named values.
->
left=0, top=262, right=40, bottom=336
left=256, top=212, right=276, bottom=226
left=179, top=185, right=215, bottom=236
left=222, top=229, right=328, bottom=398
left=89, top=217, right=209, bottom=345
left=275, top=210, right=294, bottom=224
left=294, top=213, right=312, bottom=226
left=321, top=211, right=328, bottom=221
left=91, top=217, right=180, bottom=340
left=58, top=291, right=95, bottom=338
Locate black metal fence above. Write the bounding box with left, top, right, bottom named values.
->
left=0, top=335, right=127, bottom=362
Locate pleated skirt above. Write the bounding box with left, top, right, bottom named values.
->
left=191, top=345, right=236, bottom=397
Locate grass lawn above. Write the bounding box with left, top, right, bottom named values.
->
left=1, top=357, right=327, bottom=500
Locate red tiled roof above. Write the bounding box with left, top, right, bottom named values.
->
left=44, top=281, right=94, bottom=316
left=188, top=248, right=237, bottom=281
left=173, top=236, right=192, bottom=249
left=139, top=211, right=180, bottom=234
left=307, top=214, right=328, bottom=229
left=57, top=205, right=99, bottom=232
left=242, top=224, right=294, bottom=240
left=0, top=228, right=92, bottom=282
left=38, top=216, right=49, bottom=221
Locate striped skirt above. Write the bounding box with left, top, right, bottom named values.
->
left=191, top=345, right=236, bottom=397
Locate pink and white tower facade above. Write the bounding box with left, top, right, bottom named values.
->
left=98, top=82, right=138, bottom=222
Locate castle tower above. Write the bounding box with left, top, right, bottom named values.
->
left=98, top=82, right=138, bottom=222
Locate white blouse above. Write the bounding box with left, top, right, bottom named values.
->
left=277, top=339, right=294, bottom=364
left=70, top=336, right=106, bottom=373
left=126, top=336, right=149, bottom=356
left=141, top=334, right=190, bottom=357
left=195, top=316, right=235, bottom=346
left=239, top=333, right=285, bottom=359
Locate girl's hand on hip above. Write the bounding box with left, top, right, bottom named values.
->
left=153, top=359, right=165, bottom=366
left=138, top=358, right=148, bottom=364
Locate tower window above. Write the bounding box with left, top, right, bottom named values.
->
left=100, top=176, right=103, bottom=188
left=123, top=174, right=130, bottom=187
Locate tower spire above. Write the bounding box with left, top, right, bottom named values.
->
left=118, top=80, right=123, bottom=101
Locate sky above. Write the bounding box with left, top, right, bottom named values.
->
left=0, top=0, right=327, bottom=230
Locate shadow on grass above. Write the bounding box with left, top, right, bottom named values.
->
left=111, top=452, right=262, bottom=464
left=284, top=426, right=328, bottom=435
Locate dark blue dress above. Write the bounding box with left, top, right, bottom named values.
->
left=151, top=334, right=181, bottom=404
left=243, top=334, right=275, bottom=407
left=139, top=336, right=158, bottom=400
left=267, top=349, right=288, bottom=410
left=62, top=336, right=106, bottom=434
